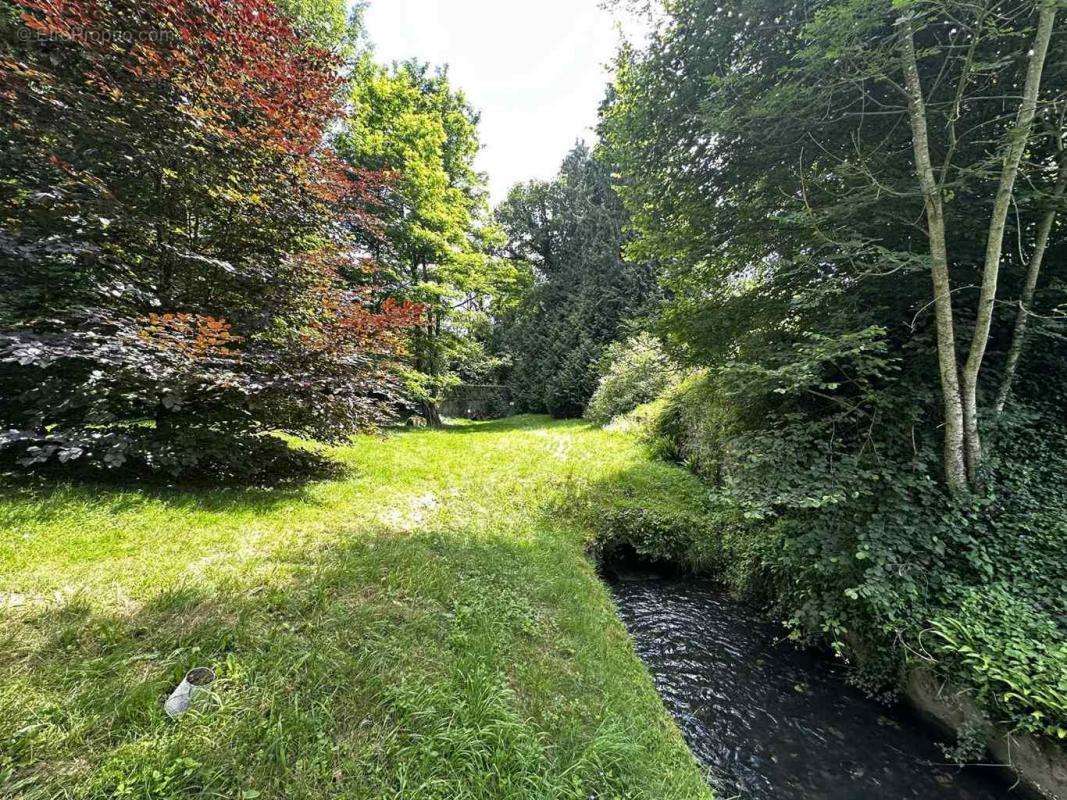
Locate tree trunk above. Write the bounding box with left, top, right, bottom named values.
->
left=995, top=143, right=1067, bottom=413
left=421, top=400, right=442, bottom=427
left=899, top=18, right=968, bottom=493
left=960, top=3, right=1057, bottom=482
left=156, top=171, right=173, bottom=301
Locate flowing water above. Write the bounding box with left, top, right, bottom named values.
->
left=608, top=569, right=1028, bottom=800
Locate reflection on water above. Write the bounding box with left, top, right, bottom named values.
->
left=609, top=572, right=1024, bottom=800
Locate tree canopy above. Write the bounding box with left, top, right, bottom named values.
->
left=277, top=0, right=361, bottom=52
left=0, top=0, right=418, bottom=479
left=340, top=59, right=516, bottom=422
left=494, top=144, right=656, bottom=417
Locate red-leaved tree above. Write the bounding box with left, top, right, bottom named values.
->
left=0, top=0, right=421, bottom=480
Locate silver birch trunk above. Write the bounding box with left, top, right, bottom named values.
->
left=899, top=17, right=968, bottom=493
left=994, top=144, right=1067, bottom=413
left=960, top=3, right=1058, bottom=482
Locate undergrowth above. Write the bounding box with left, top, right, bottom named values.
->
left=616, top=373, right=1067, bottom=744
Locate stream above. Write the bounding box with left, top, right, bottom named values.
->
left=608, top=569, right=1027, bottom=800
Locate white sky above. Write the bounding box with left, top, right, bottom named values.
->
left=360, top=1, right=644, bottom=204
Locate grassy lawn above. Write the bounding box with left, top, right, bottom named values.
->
left=0, top=416, right=713, bottom=800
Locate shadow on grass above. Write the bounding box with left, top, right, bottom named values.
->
left=0, top=432, right=353, bottom=500
left=1, top=418, right=718, bottom=799
left=0, top=432, right=373, bottom=519
left=0, top=477, right=330, bottom=525
left=435, top=414, right=592, bottom=435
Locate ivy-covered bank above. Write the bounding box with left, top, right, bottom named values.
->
left=589, top=377, right=1067, bottom=793
left=476, top=11, right=1067, bottom=778
left=0, top=418, right=711, bottom=800
left=586, top=2, right=1067, bottom=792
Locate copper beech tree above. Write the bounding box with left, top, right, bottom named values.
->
left=0, top=0, right=421, bottom=479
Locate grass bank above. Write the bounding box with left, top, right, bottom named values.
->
left=0, top=416, right=712, bottom=800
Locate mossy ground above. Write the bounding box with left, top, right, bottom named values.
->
left=0, top=416, right=713, bottom=800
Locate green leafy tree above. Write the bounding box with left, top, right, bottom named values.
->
left=341, top=59, right=511, bottom=422
left=495, top=144, right=657, bottom=417
left=603, top=0, right=1064, bottom=492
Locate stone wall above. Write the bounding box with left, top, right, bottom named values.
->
left=440, top=384, right=512, bottom=421
left=906, top=669, right=1066, bottom=800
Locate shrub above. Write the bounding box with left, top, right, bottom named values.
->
left=584, top=334, right=680, bottom=425
left=604, top=398, right=666, bottom=435
left=644, top=371, right=763, bottom=483
left=929, top=587, right=1067, bottom=741
left=550, top=452, right=728, bottom=574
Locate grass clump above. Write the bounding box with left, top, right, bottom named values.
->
left=0, top=416, right=711, bottom=800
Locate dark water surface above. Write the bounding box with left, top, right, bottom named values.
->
left=609, top=572, right=1025, bottom=800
